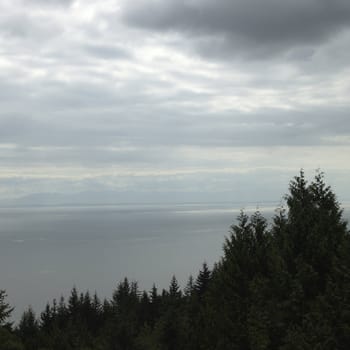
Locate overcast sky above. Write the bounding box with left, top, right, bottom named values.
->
left=0, top=0, right=349, bottom=203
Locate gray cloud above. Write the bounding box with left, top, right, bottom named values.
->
left=0, top=13, right=59, bottom=41
left=26, top=0, right=73, bottom=7
left=123, top=0, right=350, bottom=59
left=82, top=44, right=131, bottom=60
left=0, top=0, right=349, bottom=201
left=0, top=104, right=349, bottom=157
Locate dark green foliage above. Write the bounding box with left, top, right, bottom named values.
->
left=0, top=291, right=23, bottom=349
left=0, top=290, right=13, bottom=327
left=194, top=262, right=211, bottom=298
left=0, top=328, right=23, bottom=350
left=17, top=307, right=39, bottom=350
left=2, top=171, right=350, bottom=350
left=168, top=275, right=182, bottom=300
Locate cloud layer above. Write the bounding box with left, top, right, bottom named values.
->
left=123, top=0, right=350, bottom=59
left=0, top=0, right=350, bottom=201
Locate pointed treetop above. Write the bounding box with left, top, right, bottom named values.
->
left=169, top=275, right=182, bottom=298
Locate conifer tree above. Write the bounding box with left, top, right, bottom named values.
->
left=68, top=287, right=79, bottom=316
left=17, top=307, right=39, bottom=350
left=184, top=275, right=194, bottom=298
left=194, top=262, right=211, bottom=298
left=0, top=291, right=23, bottom=350
left=0, top=290, right=13, bottom=328
left=169, top=275, right=182, bottom=299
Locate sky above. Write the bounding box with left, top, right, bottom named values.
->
left=0, top=0, right=350, bottom=204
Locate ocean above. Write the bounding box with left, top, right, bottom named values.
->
left=0, top=202, right=348, bottom=322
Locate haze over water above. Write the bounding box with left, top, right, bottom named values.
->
left=1, top=201, right=349, bottom=322
left=0, top=202, right=280, bottom=321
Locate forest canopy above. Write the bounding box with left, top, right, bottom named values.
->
left=1, top=171, right=349, bottom=350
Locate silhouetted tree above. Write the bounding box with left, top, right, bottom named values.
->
left=194, top=262, right=211, bottom=298
left=0, top=291, right=23, bottom=349
left=0, top=290, right=13, bottom=328
left=17, top=307, right=39, bottom=350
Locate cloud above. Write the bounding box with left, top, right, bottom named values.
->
left=26, top=0, right=74, bottom=7
left=0, top=0, right=349, bottom=201
left=123, top=0, right=350, bottom=59
left=82, top=44, right=131, bottom=60
left=0, top=12, right=61, bottom=41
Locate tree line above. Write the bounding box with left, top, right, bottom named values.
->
left=1, top=171, right=350, bottom=349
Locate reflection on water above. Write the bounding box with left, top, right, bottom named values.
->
left=0, top=202, right=348, bottom=321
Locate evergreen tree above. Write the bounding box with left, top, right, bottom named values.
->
left=68, top=287, right=79, bottom=317
left=168, top=275, right=182, bottom=300
left=184, top=275, right=194, bottom=298
left=194, top=262, right=211, bottom=298
left=0, top=291, right=23, bottom=350
left=0, top=290, right=13, bottom=328
left=17, top=307, right=39, bottom=350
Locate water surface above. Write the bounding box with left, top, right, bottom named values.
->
left=0, top=202, right=348, bottom=321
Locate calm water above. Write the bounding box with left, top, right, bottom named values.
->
left=0, top=202, right=348, bottom=321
